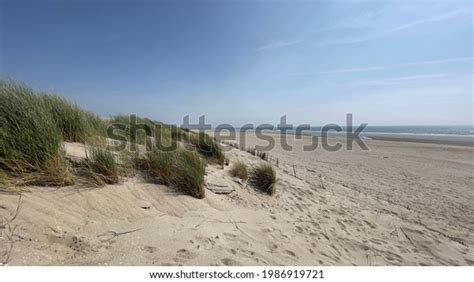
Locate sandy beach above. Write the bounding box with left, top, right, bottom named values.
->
left=1, top=133, right=472, bottom=266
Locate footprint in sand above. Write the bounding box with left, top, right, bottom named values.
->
left=369, top=238, right=386, bottom=246
left=295, top=225, right=304, bottom=234
left=261, top=227, right=272, bottom=233
left=267, top=243, right=278, bottom=252
left=143, top=246, right=156, bottom=254
left=364, top=220, right=377, bottom=229
left=223, top=232, right=250, bottom=246
left=68, top=236, right=91, bottom=253
left=48, top=232, right=94, bottom=254
left=174, top=249, right=197, bottom=262
left=221, top=258, right=242, bottom=266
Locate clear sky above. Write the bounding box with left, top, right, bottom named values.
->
left=1, top=0, right=472, bottom=126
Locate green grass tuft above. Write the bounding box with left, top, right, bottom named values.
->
left=83, top=146, right=119, bottom=185
left=171, top=150, right=206, bottom=199
left=249, top=164, right=276, bottom=195
left=41, top=94, right=106, bottom=143
left=229, top=161, right=248, bottom=179
left=0, top=80, right=74, bottom=186
left=189, top=132, right=225, bottom=166
left=143, top=149, right=175, bottom=185
left=134, top=148, right=206, bottom=199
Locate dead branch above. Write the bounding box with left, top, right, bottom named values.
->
left=1, top=224, right=17, bottom=265
left=0, top=194, right=22, bottom=230
left=97, top=228, right=143, bottom=241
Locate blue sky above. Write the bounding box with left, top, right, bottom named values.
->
left=1, top=0, right=472, bottom=126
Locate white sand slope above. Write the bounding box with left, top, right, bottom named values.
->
left=0, top=136, right=473, bottom=265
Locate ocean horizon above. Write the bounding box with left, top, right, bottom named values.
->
left=224, top=125, right=474, bottom=136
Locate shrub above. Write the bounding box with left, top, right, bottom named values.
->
left=83, top=146, right=119, bottom=185
left=171, top=150, right=206, bottom=199
left=189, top=132, right=224, bottom=165
left=249, top=164, right=276, bottom=195
left=0, top=80, right=73, bottom=186
left=229, top=161, right=248, bottom=180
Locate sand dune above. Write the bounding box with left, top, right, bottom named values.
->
left=1, top=135, right=473, bottom=265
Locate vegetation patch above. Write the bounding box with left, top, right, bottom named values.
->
left=171, top=150, right=206, bottom=199
left=189, top=132, right=225, bottom=166
left=108, top=115, right=187, bottom=149
left=134, top=148, right=206, bottom=199
left=142, top=149, right=175, bottom=185
left=229, top=161, right=248, bottom=180
left=0, top=80, right=74, bottom=186
left=0, top=80, right=205, bottom=196
left=82, top=146, right=119, bottom=186
left=42, top=94, right=106, bottom=143
left=249, top=164, right=276, bottom=195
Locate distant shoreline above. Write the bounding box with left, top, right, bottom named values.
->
left=213, top=130, right=474, bottom=147
left=364, top=134, right=474, bottom=147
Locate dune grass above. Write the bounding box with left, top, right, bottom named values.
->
left=82, top=146, right=119, bottom=186
left=171, top=150, right=206, bottom=199
left=229, top=161, right=248, bottom=180
left=134, top=148, right=206, bottom=198
left=108, top=115, right=152, bottom=147
left=0, top=80, right=208, bottom=196
left=141, top=149, right=175, bottom=185
left=41, top=95, right=107, bottom=143
left=249, top=164, right=276, bottom=195
left=108, top=115, right=187, bottom=151
left=189, top=132, right=225, bottom=166
left=0, top=81, right=75, bottom=186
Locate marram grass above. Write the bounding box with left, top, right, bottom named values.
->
left=189, top=132, right=225, bottom=166
left=0, top=79, right=210, bottom=199
left=0, top=80, right=74, bottom=186
left=82, top=146, right=119, bottom=186
left=249, top=163, right=276, bottom=195
left=229, top=161, right=248, bottom=180
left=134, top=148, right=206, bottom=199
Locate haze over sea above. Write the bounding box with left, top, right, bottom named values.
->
left=309, top=125, right=474, bottom=136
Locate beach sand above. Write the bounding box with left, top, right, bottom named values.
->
left=1, top=133, right=473, bottom=265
